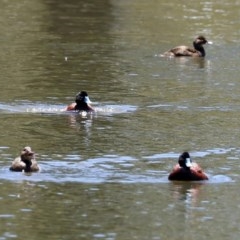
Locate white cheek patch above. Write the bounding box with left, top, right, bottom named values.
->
left=84, top=96, right=92, bottom=104
left=185, top=158, right=193, bottom=167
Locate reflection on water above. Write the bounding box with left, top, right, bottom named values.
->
left=170, top=182, right=204, bottom=207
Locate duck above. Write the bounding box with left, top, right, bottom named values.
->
left=66, top=91, right=95, bottom=112
left=168, top=152, right=208, bottom=181
left=163, top=36, right=211, bottom=57
left=9, top=146, right=40, bottom=172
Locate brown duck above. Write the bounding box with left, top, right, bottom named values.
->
left=168, top=152, right=208, bottom=181
left=66, top=91, right=95, bottom=112
left=163, top=36, right=212, bottom=57
left=10, top=146, right=40, bottom=172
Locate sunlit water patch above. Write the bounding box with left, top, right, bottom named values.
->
left=148, top=103, right=240, bottom=112
left=0, top=155, right=141, bottom=183
left=0, top=102, right=137, bottom=115
left=143, top=148, right=234, bottom=160
left=0, top=149, right=234, bottom=184
left=0, top=102, right=65, bottom=114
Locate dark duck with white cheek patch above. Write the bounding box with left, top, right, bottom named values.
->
left=66, top=91, right=95, bottom=112
left=10, top=146, right=40, bottom=172
left=163, top=36, right=212, bottom=57
left=168, top=152, right=208, bottom=181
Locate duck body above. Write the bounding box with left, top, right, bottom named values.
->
left=163, top=36, right=209, bottom=57
left=10, top=146, right=40, bottom=172
left=168, top=152, right=208, bottom=181
left=66, top=91, right=94, bottom=112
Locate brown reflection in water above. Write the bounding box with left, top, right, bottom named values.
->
left=168, top=182, right=208, bottom=240
left=68, top=113, right=94, bottom=146
left=174, top=57, right=206, bottom=69
left=171, top=182, right=204, bottom=206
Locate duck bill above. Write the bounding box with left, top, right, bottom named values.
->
left=84, top=96, right=92, bottom=104
left=185, top=158, right=193, bottom=167
left=207, top=41, right=213, bottom=45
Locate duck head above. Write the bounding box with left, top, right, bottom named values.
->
left=178, top=152, right=193, bottom=169
left=75, top=91, right=92, bottom=105
left=194, top=35, right=212, bottom=48
left=194, top=36, right=208, bottom=45
left=21, top=146, right=35, bottom=169
left=193, top=36, right=212, bottom=57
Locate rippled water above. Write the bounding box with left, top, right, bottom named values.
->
left=1, top=0, right=240, bottom=239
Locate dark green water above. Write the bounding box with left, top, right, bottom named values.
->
left=0, top=0, right=240, bottom=239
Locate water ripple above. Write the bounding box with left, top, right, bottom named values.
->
left=0, top=149, right=234, bottom=184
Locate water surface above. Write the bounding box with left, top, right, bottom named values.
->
left=0, top=0, right=240, bottom=239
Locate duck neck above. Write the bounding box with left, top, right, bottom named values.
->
left=75, top=102, right=89, bottom=111
left=21, top=158, right=32, bottom=172
left=183, top=166, right=191, bottom=171
left=193, top=42, right=205, bottom=57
